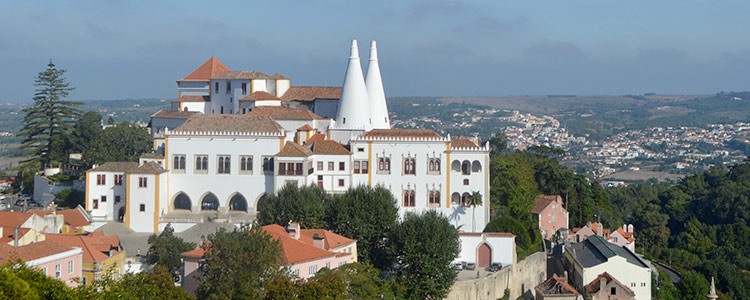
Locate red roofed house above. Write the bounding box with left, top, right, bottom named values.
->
left=531, top=195, right=569, bottom=240
left=609, top=224, right=636, bottom=252
left=569, top=222, right=635, bottom=251
left=181, top=223, right=356, bottom=294
left=0, top=211, right=64, bottom=234
left=46, top=232, right=126, bottom=286
left=0, top=241, right=83, bottom=287
left=584, top=272, right=636, bottom=300
left=28, top=205, right=92, bottom=234
left=534, top=273, right=581, bottom=300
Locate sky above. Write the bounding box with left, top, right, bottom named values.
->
left=0, top=0, right=749, bottom=102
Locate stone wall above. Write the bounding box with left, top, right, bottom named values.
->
left=447, top=252, right=546, bottom=300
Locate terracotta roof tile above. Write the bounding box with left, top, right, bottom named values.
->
left=0, top=212, right=33, bottom=227
left=536, top=274, right=580, bottom=296
left=45, top=233, right=122, bottom=263
left=173, top=114, right=284, bottom=135
left=181, top=57, right=231, bottom=82
left=458, top=232, right=515, bottom=238
left=362, top=128, right=442, bottom=139
left=451, top=136, right=480, bottom=149
left=298, top=229, right=355, bottom=250
left=140, top=153, right=164, bottom=160
left=28, top=207, right=90, bottom=228
left=307, top=133, right=326, bottom=144
left=277, top=142, right=313, bottom=157
left=281, top=86, right=341, bottom=101
left=175, top=95, right=209, bottom=103
left=151, top=109, right=199, bottom=120
left=309, top=140, right=351, bottom=155
left=532, top=195, right=561, bottom=214
left=584, top=272, right=635, bottom=296
left=614, top=228, right=635, bottom=242
left=246, top=106, right=324, bottom=120
left=262, top=225, right=338, bottom=264
left=239, top=91, right=281, bottom=102
left=90, top=162, right=139, bottom=173
left=129, top=161, right=167, bottom=175
left=297, top=124, right=314, bottom=131
left=182, top=247, right=205, bottom=258
left=0, top=227, right=31, bottom=244
left=213, top=71, right=288, bottom=80
left=0, top=240, right=79, bottom=265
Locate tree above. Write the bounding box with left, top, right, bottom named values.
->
left=197, top=226, right=282, bottom=299
left=489, top=153, right=537, bottom=219
left=106, top=116, right=115, bottom=126
left=469, top=190, right=483, bottom=232
left=258, top=184, right=330, bottom=229
left=82, top=123, right=151, bottom=165
left=19, top=60, right=80, bottom=170
left=679, top=271, right=709, bottom=300
left=390, top=211, right=460, bottom=300
left=146, top=224, right=196, bottom=274
left=326, top=185, right=399, bottom=268
left=488, top=133, right=508, bottom=154
left=77, top=266, right=194, bottom=300
left=71, top=111, right=102, bottom=153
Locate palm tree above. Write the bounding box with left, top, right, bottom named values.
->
left=469, top=191, right=483, bottom=232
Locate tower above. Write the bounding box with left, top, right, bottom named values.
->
left=707, top=277, right=718, bottom=300
left=334, top=39, right=371, bottom=131
left=366, top=40, right=391, bottom=129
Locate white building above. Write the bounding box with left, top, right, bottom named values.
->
left=564, top=235, right=651, bottom=300
left=85, top=40, right=490, bottom=234
left=454, top=232, right=516, bottom=269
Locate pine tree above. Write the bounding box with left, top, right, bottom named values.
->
left=19, top=60, right=80, bottom=170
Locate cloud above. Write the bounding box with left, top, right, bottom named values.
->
left=524, top=39, right=585, bottom=61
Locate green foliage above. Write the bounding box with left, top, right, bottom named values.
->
left=679, top=271, right=709, bottom=300
left=326, top=186, right=399, bottom=269
left=489, top=152, right=537, bottom=220
left=71, top=111, right=102, bottom=153
left=483, top=215, right=542, bottom=259
left=76, top=266, right=194, bottom=300
left=488, top=133, right=508, bottom=154
left=258, top=184, right=330, bottom=229
left=196, top=226, right=282, bottom=299
left=19, top=61, right=81, bottom=170
left=264, top=263, right=398, bottom=300
left=146, top=224, right=196, bottom=274
left=56, top=189, right=85, bottom=209
left=390, top=211, right=460, bottom=300
left=82, top=123, right=151, bottom=166
left=654, top=271, right=679, bottom=300
left=498, top=288, right=511, bottom=300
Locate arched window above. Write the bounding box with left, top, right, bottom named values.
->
left=201, top=193, right=220, bottom=211
left=461, top=193, right=471, bottom=207
left=404, top=158, right=415, bottom=175
left=229, top=194, right=248, bottom=212
left=472, top=160, right=482, bottom=173
left=429, top=191, right=440, bottom=207
left=451, top=160, right=461, bottom=172
left=403, top=190, right=415, bottom=207
left=451, top=192, right=461, bottom=205
left=462, top=160, right=471, bottom=175
left=174, top=193, right=192, bottom=210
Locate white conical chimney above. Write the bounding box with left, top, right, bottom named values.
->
left=366, top=40, right=391, bottom=129
left=334, top=39, right=372, bottom=130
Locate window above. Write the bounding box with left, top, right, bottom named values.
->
left=317, top=161, right=323, bottom=171
left=214, top=82, right=219, bottom=93
left=55, top=264, right=61, bottom=278
left=309, top=265, right=318, bottom=276
left=328, top=161, right=334, bottom=171
left=353, top=161, right=360, bottom=174
left=295, top=163, right=304, bottom=175
left=96, top=174, right=106, bottom=185
left=93, top=199, right=99, bottom=209
left=195, top=155, right=208, bottom=174
left=463, top=179, right=470, bottom=185
left=338, top=179, right=345, bottom=187
left=403, top=158, right=415, bottom=175
left=101, top=195, right=107, bottom=202
left=357, top=147, right=364, bottom=152
left=68, top=260, right=74, bottom=274
left=115, top=195, right=121, bottom=203
left=226, top=81, right=231, bottom=94
left=138, top=177, right=148, bottom=188
left=429, top=191, right=441, bottom=207
left=611, top=287, right=616, bottom=295
left=217, top=155, right=231, bottom=174
left=241, top=83, right=247, bottom=95
left=641, top=282, right=646, bottom=287
left=339, top=162, right=345, bottom=171
left=240, top=156, right=253, bottom=174
left=361, top=161, right=368, bottom=174
left=173, top=155, right=186, bottom=171
left=139, top=204, right=146, bottom=212
left=114, top=174, right=123, bottom=185
left=263, top=156, right=274, bottom=173
left=378, top=157, right=390, bottom=174
left=278, top=162, right=287, bottom=175
left=630, top=282, right=635, bottom=287
left=551, top=215, right=557, bottom=222
left=428, top=158, right=441, bottom=174
left=325, top=262, right=331, bottom=269
left=403, top=190, right=415, bottom=207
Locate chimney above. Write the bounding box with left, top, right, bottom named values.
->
left=286, top=222, right=301, bottom=240
left=563, top=271, right=568, bottom=280
left=312, top=233, right=325, bottom=249
left=628, top=224, right=634, bottom=233
left=599, top=277, right=607, bottom=294
left=14, top=225, right=20, bottom=248
left=365, top=40, right=391, bottom=130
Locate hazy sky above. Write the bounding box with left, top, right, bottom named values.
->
left=1, top=0, right=748, bottom=102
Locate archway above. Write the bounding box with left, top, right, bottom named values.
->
left=451, top=160, right=461, bottom=172
left=477, top=243, right=491, bottom=268
left=461, top=192, right=471, bottom=206
left=201, top=193, right=219, bottom=211
left=255, top=194, right=268, bottom=213
left=472, top=160, right=482, bottom=173
left=229, top=193, right=248, bottom=212
left=173, top=193, right=192, bottom=211
left=118, top=207, right=125, bottom=222
left=451, top=192, right=461, bottom=205
left=461, top=160, right=471, bottom=175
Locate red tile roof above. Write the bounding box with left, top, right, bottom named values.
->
left=308, top=140, right=351, bottom=155
left=181, top=247, right=205, bottom=258
left=0, top=212, right=33, bottom=227
left=614, top=228, right=635, bottom=242
left=584, top=272, right=635, bottom=296
left=90, top=162, right=139, bottom=173
left=0, top=240, right=79, bottom=265
left=531, top=195, right=562, bottom=214
left=173, top=114, right=284, bottom=134
left=28, top=207, right=90, bottom=228
left=129, top=161, right=167, bottom=175
left=451, top=136, right=480, bottom=149
left=536, top=274, right=580, bottom=296
left=0, top=227, right=31, bottom=244
left=262, top=225, right=338, bottom=264
left=298, top=229, right=355, bottom=250
left=151, top=109, right=199, bottom=120
left=175, top=95, right=209, bottom=103
left=297, top=124, right=314, bottom=131
left=362, top=129, right=442, bottom=139
left=246, top=106, right=324, bottom=120
left=277, top=142, right=313, bottom=157
left=181, top=57, right=231, bottom=82
left=213, top=71, right=288, bottom=80
left=45, top=233, right=122, bottom=263
left=239, top=91, right=281, bottom=102
left=281, top=86, right=341, bottom=101
left=306, top=133, right=326, bottom=144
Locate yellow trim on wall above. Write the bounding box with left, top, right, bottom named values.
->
left=154, top=175, right=160, bottom=233
left=164, top=136, right=169, bottom=169
left=279, top=136, right=285, bottom=149
left=85, top=171, right=90, bottom=211
left=367, top=142, right=373, bottom=187
left=125, top=174, right=131, bottom=228
left=445, top=142, right=451, bottom=208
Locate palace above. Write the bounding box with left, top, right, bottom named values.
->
left=85, top=40, right=490, bottom=234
